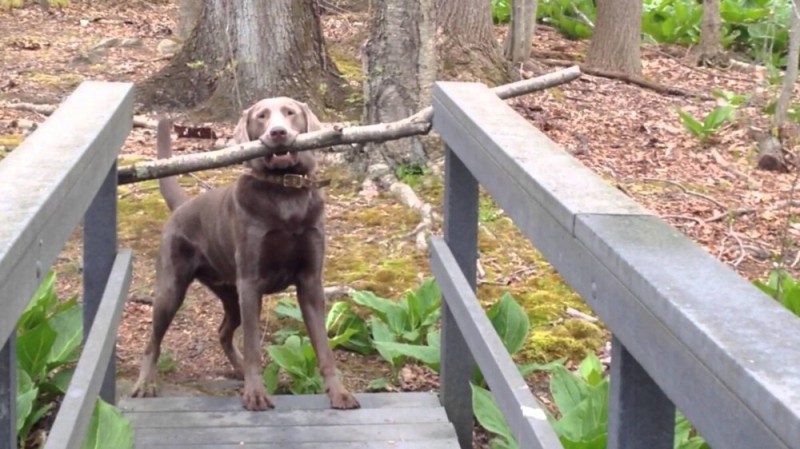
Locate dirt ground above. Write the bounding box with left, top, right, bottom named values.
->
left=2, top=0, right=799, bottom=445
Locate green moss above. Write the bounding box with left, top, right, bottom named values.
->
left=329, top=48, right=364, bottom=85
left=526, top=320, right=606, bottom=362
left=25, top=72, right=83, bottom=90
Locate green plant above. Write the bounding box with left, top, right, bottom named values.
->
left=491, top=0, right=511, bottom=23
left=15, top=271, right=133, bottom=449
left=642, top=0, right=702, bottom=45
left=676, top=106, right=735, bottom=143
left=273, top=297, right=373, bottom=354
left=754, top=269, right=800, bottom=317
left=395, top=163, right=428, bottom=188
left=537, top=0, right=595, bottom=40
left=351, top=278, right=442, bottom=346
left=472, top=352, right=711, bottom=449
left=263, top=335, right=324, bottom=395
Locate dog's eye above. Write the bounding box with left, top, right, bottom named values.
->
left=286, top=110, right=295, bottom=116
left=257, top=113, right=266, bottom=119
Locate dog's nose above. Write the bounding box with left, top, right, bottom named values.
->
left=270, top=127, right=287, bottom=139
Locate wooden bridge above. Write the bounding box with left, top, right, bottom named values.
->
left=2, top=80, right=800, bottom=449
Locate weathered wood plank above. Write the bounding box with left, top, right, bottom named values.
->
left=439, top=146, right=479, bottom=449
left=135, top=423, right=457, bottom=445
left=431, top=81, right=649, bottom=237
left=125, top=406, right=448, bottom=428
left=137, top=441, right=460, bottom=449
left=431, top=81, right=800, bottom=449
left=0, top=81, right=134, bottom=345
left=119, top=392, right=441, bottom=413
left=0, top=336, right=15, bottom=449
left=576, top=214, right=800, bottom=448
left=43, top=250, right=133, bottom=449
left=430, top=238, right=563, bottom=449
left=83, top=163, right=119, bottom=404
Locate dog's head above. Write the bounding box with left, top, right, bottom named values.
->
left=232, top=97, right=323, bottom=174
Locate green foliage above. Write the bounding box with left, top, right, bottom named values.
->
left=676, top=106, right=735, bottom=143
left=273, top=297, right=373, bottom=354
left=489, top=0, right=796, bottom=66
left=472, top=352, right=712, bottom=449
left=15, top=271, right=133, bottom=449
left=80, top=398, right=134, bottom=449
left=264, top=335, right=324, bottom=395
left=754, top=269, right=800, bottom=317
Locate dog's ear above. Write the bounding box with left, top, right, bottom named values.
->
left=232, top=105, right=254, bottom=143
left=297, top=101, right=323, bottom=133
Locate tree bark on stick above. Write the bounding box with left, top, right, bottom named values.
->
left=117, top=66, right=582, bottom=185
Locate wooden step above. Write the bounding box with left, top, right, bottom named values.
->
left=119, top=392, right=461, bottom=449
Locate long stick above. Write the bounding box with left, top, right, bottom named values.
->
left=116, top=65, right=582, bottom=185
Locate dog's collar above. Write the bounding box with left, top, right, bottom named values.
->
left=243, top=169, right=331, bottom=189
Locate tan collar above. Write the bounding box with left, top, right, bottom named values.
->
left=243, top=169, right=331, bottom=189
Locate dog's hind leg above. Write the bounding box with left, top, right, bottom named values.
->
left=205, top=283, right=244, bottom=377
left=131, top=252, right=193, bottom=398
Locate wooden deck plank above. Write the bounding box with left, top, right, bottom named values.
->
left=137, top=441, right=460, bottom=449
left=126, top=407, right=448, bottom=428
left=134, top=422, right=456, bottom=445
left=119, top=392, right=440, bottom=413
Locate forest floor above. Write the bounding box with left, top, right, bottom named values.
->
left=2, top=0, right=799, bottom=447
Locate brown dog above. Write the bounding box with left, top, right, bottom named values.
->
left=131, top=97, right=360, bottom=411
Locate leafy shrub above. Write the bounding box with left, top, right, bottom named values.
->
left=263, top=335, right=324, bottom=395
left=676, top=106, right=735, bottom=143
left=754, top=269, right=800, bottom=317
left=642, top=0, right=702, bottom=45
left=16, top=271, right=133, bottom=449
left=537, top=0, right=595, bottom=40
left=472, top=352, right=711, bottom=449
left=273, top=297, right=373, bottom=354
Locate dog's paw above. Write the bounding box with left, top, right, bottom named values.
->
left=242, top=384, right=274, bottom=411
left=131, top=381, right=158, bottom=398
left=330, top=390, right=360, bottom=410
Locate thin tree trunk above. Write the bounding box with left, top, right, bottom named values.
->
left=585, top=0, right=642, bottom=76
left=504, top=0, right=538, bottom=75
left=693, top=0, right=726, bottom=65
left=775, top=0, right=800, bottom=126
left=138, top=0, right=345, bottom=121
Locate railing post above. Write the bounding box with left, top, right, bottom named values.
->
left=440, top=145, right=479, bottom=449
left=83, top=162, right=118, bottom=404
left=608, top=335, right=675, bottom=449
left=0, top=336, right=16, bottom=449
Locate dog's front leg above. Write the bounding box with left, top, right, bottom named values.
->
left=237, top=278, right=273, bottom=411
left=297, top=274, right=360, bottom=410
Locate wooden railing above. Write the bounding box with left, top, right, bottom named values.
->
left=429, top=81, right=800, bottom=449
left=0, top=81, right=134, bottom=449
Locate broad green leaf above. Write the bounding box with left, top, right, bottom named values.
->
left=550, top=365, right=590, bottom=416
left=703, top=106, right=734, bottom=130
left=272, top=327, right=303, bottom=344
left=47, top=303, right=83, bottom=369
left=373, top=341, right=440, bottom=372
left=328, top=327, right=359, bottom=349
left=385, top=306, right=409, bottom=337
left=267, top=342, right=307, bottom=378
left=552, top=380, right=609, bottom=444
left=369, top=317, right=395, bottom=343
left=80, top=399, right=134, bottom=449
left=518, top=358, right=566, bottom=377
left=559, top=433, right=607, bottom=449
left=16, top=372, right=36, bottom=434
left=487, top=292, right=530, bottom=355
left=263, top=362, right=280, bottom=394
left=350, top=290, right=399, bottom=320
left=489, top=437, right=518, bottom=449
left=577, top=352, right=604, bottom=387
left=676, top=109, right=705, bottom=138
left=19, top=271, right=58, bottom=331
left=21, top=402, right=53, bottom=441
left=427, top=329, right=440, bottom=349
left=781, top=286, right=800, bottom=317
left=471, top=384, right=517, bottom=448
left=274, top=298, right=303, bottom=322
left=18, top=321, right=57, bottom=382
left=325, top=301, right=353, bottom=331
left=43, top=367, right=75, bottom=395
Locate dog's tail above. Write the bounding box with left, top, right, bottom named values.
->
left=157, top=118, right=190, bottom=211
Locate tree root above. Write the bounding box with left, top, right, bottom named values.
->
left=537, top=58, right=713, bottom=100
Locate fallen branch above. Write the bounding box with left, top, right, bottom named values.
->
left=1, top=102, right=158, bottom=128
left=537, top=58, right=712, bottom=100
left=116, top=65, right=583, bottom=185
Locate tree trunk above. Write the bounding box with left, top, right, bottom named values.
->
left=175, top=0, right=203, bottom=42
left=758, top=0, right=800, bottom=171
left=692, top=0, right=726, bottom=66
left=359, top=0, right=436, bottom=174
left=436, top=0, right=509, bottom=84
left=138, top=0, right=345, bottom=121
left=585, top=0, right=642, bottom=76
left=504, top=0, right=538, bottom=75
